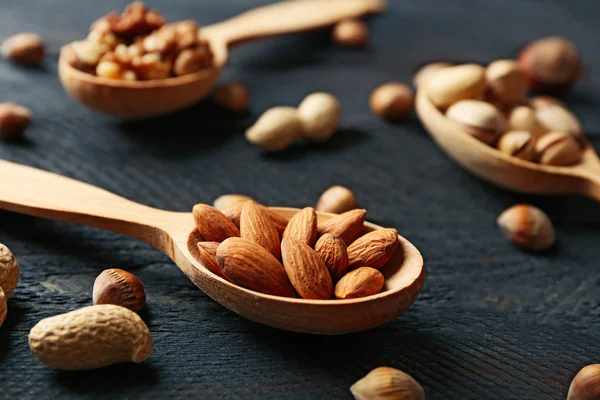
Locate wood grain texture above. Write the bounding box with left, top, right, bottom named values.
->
left=1, top=0, right=600, bottom=398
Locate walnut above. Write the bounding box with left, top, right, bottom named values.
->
left=173, top=42, right=213, bottom=76
left=92, top=2, right=164, bottom=40
left=70, top=40, right=110, bottom=73
left=141, top=25, right=177, bottom=56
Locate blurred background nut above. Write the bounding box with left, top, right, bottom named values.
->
left=0, top=244, right=20, bottom=298
left=446, top=100, right=506, bottom=145
left=213, top=194, right=253, bottom=211
left=536, top=131, right=582, bottom=166
left=426, top=63, right=487, bottom=108
left=245, top=106, right=304, bottom=152
left=316, top=185, right=359, bottom=214
left=0, top=103, right=31, bottom=140
left=298, top=92, right=341, bottom=141
left=535, top=104, right=582, bottom=142
left=485, top=59, right=528, bottom=103
left=0, top=287, right=6, bottom=328
left=1, top=32, right=45, bottom=66
left=530, top=95, right=564, bottom=110
left=518, top=36, right=581, bottom=93
left=412, top=62, right=452, bottom=89
left=507, top=105, right=546, bottom=137
left=350, top=366, right=425, bottom=400
left=213, top=82, right=250, bottom=113
left=93, top=268, right=146, bottom=312
left=173, top=43, right=213, bottom=76
left=370, top=82, right=414, bottom=120
left=332, top=19, right=368, bottom=48
left=568, top=364, right=600, bottom=400
left=497, top=131, right=536, bottom=161
left=497, top=204, right=555, bottom=251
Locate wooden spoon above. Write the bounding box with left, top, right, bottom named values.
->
left=0, top=159, right=424, bottom=334
left=58, top=0, right=386, bottom=118
left=415, top=90, right=600, bottom=201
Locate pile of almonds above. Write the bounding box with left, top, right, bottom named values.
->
left=68, top=1, right=213, bottom=81
left=194, top=193, right=400, bottom=300
left=421, top=37, right=585, bottom=167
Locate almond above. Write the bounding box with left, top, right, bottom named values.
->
left=221, top=202, right=245, bottom=227
left=283, top=207, right=317, bottom=247
left=318, top=209, right=366, bottom=245
left=240, top=201, right=281, bottom=259
left=197, top=241, right=230, bottom=281
left=281, top=238, right=333, bottom=300
left=315, top=234, right=349, bottom=282
left=192, top=204, right=240, bottom=242
left=213, top=194, right=253, bottom=212
left=258, top=204, right=290, bottom=237
left=222, top=201, right=290, bottom=236
left=216, top=237, right=296, bottom=297
left=347, top=228, right=400, bottom=269
left=334, top=267, right=384, bottom=299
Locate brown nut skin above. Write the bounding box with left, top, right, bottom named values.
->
left=332, top=19, right=368, bottom=48
left=446, top=100, right=507, bottom=145
left=568, top=364, right=600, bottom=400
left=426, top=64, right=487, bottom=109
left=0, top=103, right=31, bottom=140
left=506, top=105, right=546, bottom=138
left=518, top=36, right=581, bottom=94
left=412, top=62, right=452, bottom=89
left=370, top=82, right=414, bottom=120
left=497, top=204, right=555, bottom=251
left=535, top=131, right=583, bottom=166
left=486, top=59, right=528, bottom=104
left=0, top=244, right=19, bottom=298
left=93, top=268, right=146, bottom=312
left=213, top=82, right=250, bottom=113
left=351, top=366, right=425, bottom=400
left=192, top=204, right=240, bottom=242
left=315, top=234, right=349, bottom=282
left=316, top=185, right=359, bottom=214
left=28, top=304, right=153, bottom=370
left=497, top=130, right=536, bottom=161
left=334, top=267, right=384, bottom=299
left=1, top=33, right=45, bottom=66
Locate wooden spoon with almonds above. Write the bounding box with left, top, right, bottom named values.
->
left=58, top=0, right=386, bottom=118
left=415, top=89, right=600, bottom=201
left=0, top=159, right=424, bottom=334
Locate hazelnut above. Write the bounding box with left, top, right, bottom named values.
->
left=507, top=105, right=546, bottom=137
left=213, top=194, right=253, bottom=211
left=568, top=364, right=600, bottom=400
left=0, top=244, right=20, bottom=298
left=93, top=268, right=146, bottom=312
left=316, top=185, right=359, bottom=214
left=535, top=104, right=582, bottom=142
left=446, top=100, right=507, bottom=145
left=1, top=33, right=45, bottom=66
left=535, top=131, right=582, bottom=166
left=0, top=102, right=31, bottom=140
left=530, top=95, right=564, bottom=110
left=412, top=62, right=452, bottom=89
left=332, top=19, right=368, bottom=48
left=497, top=130, right=536, bottom=161
left=426, top=64, right=487, bottom=109
left=297, top=92, right=342, bottom=141
left=485, top=59, right=528, bottom=104
left=213, top=82, right=250, bottom=113
left=350, top=366, right=425, bottom=400
left=370, top=82, right=414, bottom=120
left=518, top=36, right=581, bottom=93
left=497, top=204, right=555, bottom=251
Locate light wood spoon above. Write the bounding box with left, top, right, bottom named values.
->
left=416, top=90, right=600, bottom=201
left=0, top=159, right=424, bottom=334
left=58, top=0, right=386, bottom=118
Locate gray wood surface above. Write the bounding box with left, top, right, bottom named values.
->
left=1, top=0, right=600, bottom=399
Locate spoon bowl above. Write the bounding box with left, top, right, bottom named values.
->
left=0, top=159, right=424, bottom=334
left=58, top=0, right=386, bottom=118
left=415, top=89, right=600, bottom=201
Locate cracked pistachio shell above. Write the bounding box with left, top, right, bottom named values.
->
left=446, top=100, right=507, bottom=145
left=351, top=367, right=425, bottom=400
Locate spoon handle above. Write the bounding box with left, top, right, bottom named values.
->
left=0, top=160, right=183, bottom=249
left=203, top=0, right=386, bottom=47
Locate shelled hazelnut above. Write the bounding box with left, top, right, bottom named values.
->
left=213, top=82, right=250, bottom=113
left=1, top=33, right=45, bottom=66
left=332, top=19, right=368, bottom=48
left=370, top=82, right=414, bottom=120
left=0, top=103, right=31, bottom=140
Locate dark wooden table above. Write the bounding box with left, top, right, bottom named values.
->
left=2, top=0, right=600, bottom=399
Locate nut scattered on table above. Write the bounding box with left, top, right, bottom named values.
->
left=497, top=130, right=536, bottom=161
left=0, top=102, right=31, bottom=140
left=213, top=82, right=250, bottom=113
left=0, top=287, right=6, bottom=328
left=568, top=364, right=600, bottom=400
left=298, top=92, right=342, bottom=142
left=332, top=19, right=368, bottom=48
left=413, top=62, right=452, bottom=89
left=446, top=99, right=507, bottom=145
left=535, top=131, right=582, bottom=166
left=350, top=366, right=425, bottom=400
left=316, top=185, right=359, bottom=215
left=29, top=304, right=153, bottom=370
left=0, top=244, right=20, bottom=299
left=1, top=32, right=45, bottom=66
left=497, top=204, right=555, bottom=251
left=370, top=82, right=415, bottom=120
left=93, top=268, right=146, bottom=312
left=245, top=106, right=304, bottom=152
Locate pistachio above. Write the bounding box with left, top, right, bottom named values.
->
left=535, top=131, right=582, bottom=166
left=351, top=366, right=425, bottom=400
left=530, top=95, right=564, bottom=110
left=497, top=130, right=536, bottom=161
left=446, top=100, right=507, bottom=145
left=568, top=364, right=600, bottom=400
left=412, top=62, right=452, bottom=89
left=535, top=104, right=582, bottom=142
left=93, top=268, right=146, bottom=312
left=426, top=64, right=487, bottom=108
left=497, top=204, right=555, bottom=251
left=486, top=59, right=528, bottom=103
left=507, top=105, right=546, bottom=137
left=332, top=19, right=368, bottom=48
left=370, top=82, right=414, bottom=120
